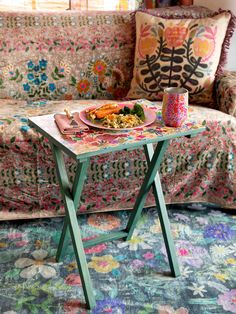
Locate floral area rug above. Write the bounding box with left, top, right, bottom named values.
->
left=0, top=204, right=236, bottom=314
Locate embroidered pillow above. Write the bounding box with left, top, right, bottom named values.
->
left=127, top=11, right=233, bottom=105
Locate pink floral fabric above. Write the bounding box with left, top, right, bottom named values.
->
left=0, top=11, right=135, bottom=101
left=0, top=99, right=235, bottom=220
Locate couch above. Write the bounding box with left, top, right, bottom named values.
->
left=0, top=6, right=235, bottom=220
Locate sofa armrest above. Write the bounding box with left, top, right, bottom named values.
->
left=215, top=71, right=236, bottom=117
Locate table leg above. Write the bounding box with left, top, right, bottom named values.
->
left=144, top=143, right=180, bottom=277
left=125, top=141, right=180, bottom=277
left=56, top=215, right=69, bottom=262
left=51, top=144, right=96, bottom=309
left=56, top=160, right=89, bottom=261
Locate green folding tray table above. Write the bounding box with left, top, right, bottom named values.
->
left=29, top=103, right=204, bottom=309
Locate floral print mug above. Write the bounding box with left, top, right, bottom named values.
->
left=162, top=87, right=188, bottom=127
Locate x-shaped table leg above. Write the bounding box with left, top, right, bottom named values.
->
left=125, top=141, right=180, bottom=277
left=51, top=139, right=180, bottom=310
left=51, top=144, right=96, bottom=309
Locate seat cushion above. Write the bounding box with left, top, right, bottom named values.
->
left=0, top=99, right=235, bottom=220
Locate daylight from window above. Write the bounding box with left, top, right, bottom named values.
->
left=0, top=0, right=140, bottom=10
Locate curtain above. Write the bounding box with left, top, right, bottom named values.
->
left=0, top=0, right=141, bottom=10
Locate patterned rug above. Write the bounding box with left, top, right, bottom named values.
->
left=0, top=204, right=236, bottom=314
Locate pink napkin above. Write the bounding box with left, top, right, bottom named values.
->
left=54, top=112, right=89, bottom=135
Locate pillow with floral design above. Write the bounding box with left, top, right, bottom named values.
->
left=127, top=11, right=234, bottom=105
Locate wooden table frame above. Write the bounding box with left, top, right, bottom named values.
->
left=29, top=114, right=204, bottom=309
left=51, top=140, right=179, bottom=309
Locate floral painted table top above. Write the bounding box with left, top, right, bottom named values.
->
left=29, top=99, right=205, bottom=160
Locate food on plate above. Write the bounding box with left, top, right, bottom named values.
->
left=103, top=113, right=143, bottom=129
left=119, top=103, right=145, bottom=121
left=87, top=104, right=120, bottom=120
left=86, top=103, right=145, bottom=129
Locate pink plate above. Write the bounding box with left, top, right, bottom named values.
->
left=79, top=103, right=157, bottom=131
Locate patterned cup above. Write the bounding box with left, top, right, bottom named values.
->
left=162, top=87, right=188, bottom=127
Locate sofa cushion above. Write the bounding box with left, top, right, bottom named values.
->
left=127, top=11, right=234, bottom=105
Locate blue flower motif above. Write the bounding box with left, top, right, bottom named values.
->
left=34, top=78, right=41, bottom=86
left=115, top=255, right=126, bottom=261
left=111, top=269, right=121, bottom=277
left=27, top=73, right=34, bottom=81
left=23, top=83, right=31, bottom=92
left=27, top=61, right=34, bottom=69
left=204, top=223, right=234, bottom=241
left=48, top=83, right=56, bottom=92
left=20, top=125, right=30, bottom=132
left=60, top=86, right=67, bottom=93
left=41, top=73, right=48, bottom=81
left=34, top=65, right=40, bottom=72
left=92, top=298, right=125, bottom=314
left=39, top=59, right=47, bottom=69
left=20, top=118, right=28, bottom=123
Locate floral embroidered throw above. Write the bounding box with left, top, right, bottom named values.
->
left=127, top=11, right=233, bottom=105
left=0, top=11, right=134, bottom=101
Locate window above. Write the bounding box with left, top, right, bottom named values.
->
left=0, top=0, right=141, bottom=11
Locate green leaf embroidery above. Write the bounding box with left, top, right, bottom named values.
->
left=10, top=136, right=16, bottom=143
left=71, top=76, right=77, bottom=86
